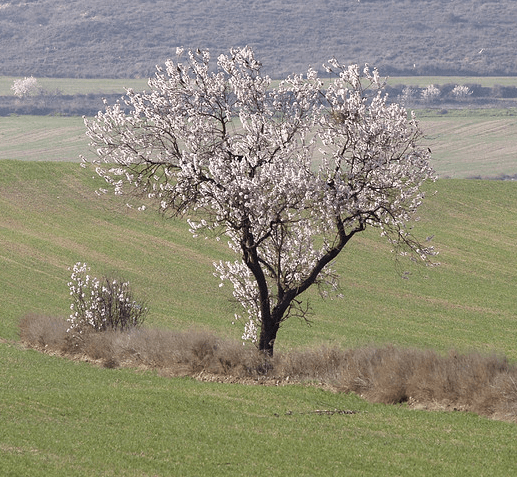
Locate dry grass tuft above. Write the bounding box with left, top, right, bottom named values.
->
left=19, top=314, right=517, bottom=423
left=19, top=314, right=69, bottom=351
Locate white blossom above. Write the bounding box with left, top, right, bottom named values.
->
left=84, top=47, right=436, bottom=353
left=67, top=262, right=147, bottom=334
left=451, top=84, right=472, bottom=99
left=11, top=76, right=41, bottom=98
left=421, top=84, right=441, bottom=103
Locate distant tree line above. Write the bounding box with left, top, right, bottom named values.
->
left=385, top=83, right=517, bottom=100
left=2, top=83, right=517, bottom=117
left=385, top=83, right=517, bottom=108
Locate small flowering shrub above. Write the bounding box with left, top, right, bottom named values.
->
left=399, top=86, right=416, bottom=107
left=67, top=262, right=148, bottom=334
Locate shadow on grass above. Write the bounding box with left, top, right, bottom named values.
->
left=19, top=314, right=517, bottom=424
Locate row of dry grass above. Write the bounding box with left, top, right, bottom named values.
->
left=19, top=314, right=517, bottom=423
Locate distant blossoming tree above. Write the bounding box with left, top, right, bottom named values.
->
left=11, top=76, right=42, bottom=98
left=399, top=86, right=417, bottom=107
left=84, top=47, right=435, bottom=355
left=421, top=84, right=441, bottom=103
left=451, top=84, right=472, bottom=100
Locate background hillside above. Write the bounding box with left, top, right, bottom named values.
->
left=2, top=0, right=517, bottom=79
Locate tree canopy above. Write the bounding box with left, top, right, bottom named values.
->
left=85, top=47, right=436, bottom=354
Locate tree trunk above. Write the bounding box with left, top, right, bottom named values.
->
left=243, top=217, right=358, bottom=357
left=258, top=316, right=280, bottom=356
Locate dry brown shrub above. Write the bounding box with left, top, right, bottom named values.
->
left=406, top=351, right=512, bottom=409
left=275, top=346, right=349, bottom=382
left=111, top=327, right=264, bottom=376
left=18, top=315, right=517, bottom=422
left=360, top=347, right=415, bottom=404
left=81, top=331, right=117, bottom=363
left=19, top=314, right=68, bottom=350
left=331, top=346, right=418, bottom=403
left=116, top=327, right=194, bottom=369
left=488, top=373, right=517, bottom=420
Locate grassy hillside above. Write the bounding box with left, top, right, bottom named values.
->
left=3, top=341, right=517, bottom=477
left=2, top=160, right=517, bottom=475
left=1, top=160, right=516, bottom=359
left=0, top=160, right=238, bottom=341
left=422, top=112, right=517, bottom=179
left=1, top=0, right=517, bottom=78
left=0, top=116, right=88, bottom=162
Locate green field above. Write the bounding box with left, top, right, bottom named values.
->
left=1, top=161, right=517, bottom=356
left=0, top=116, right=88, bottom=162
left=0, top=76, right=150, bottom=96
left=2, top=339, right=517, bottom=477
left=2, top=108, right=517, bottom=178
left=1, top=160, right=517, bottom=475
left=2, top=75, right=517, bottom=97
left=422, top=112, right=517, bottom=178
left=2, top=102, right=517, bottom=475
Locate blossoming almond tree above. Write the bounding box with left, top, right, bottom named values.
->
left=84, top=47, right=435, bottom=355
left=11, top=76, right=42, bottom=98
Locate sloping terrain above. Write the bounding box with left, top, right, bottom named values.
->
left=1, top=0, right=517, bottom=78
left=1, top=161, right=517, bottom=360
